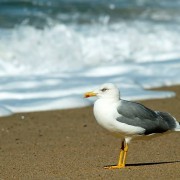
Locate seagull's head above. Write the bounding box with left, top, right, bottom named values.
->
left=84, top=83, right=120, bottom=100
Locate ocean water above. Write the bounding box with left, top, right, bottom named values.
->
left=0, top=0, right=180, bottom=116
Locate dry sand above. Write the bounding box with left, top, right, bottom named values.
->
left=0, top=86, right=180, bottom=179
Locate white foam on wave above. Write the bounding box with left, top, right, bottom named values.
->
left=0, top=21, right=180, bottom=74
left=0, top=21, right=180, bottom=116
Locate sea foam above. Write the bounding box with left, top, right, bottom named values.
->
left=0, top=21, right=180, bottom=116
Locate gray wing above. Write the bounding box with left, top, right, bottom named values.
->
left=116, top=100, right=174, bottom=135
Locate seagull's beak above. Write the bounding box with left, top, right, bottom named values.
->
left=84, top=91, right=97, bottom=98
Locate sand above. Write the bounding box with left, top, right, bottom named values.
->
left=0, top=86, right=180, bottom=179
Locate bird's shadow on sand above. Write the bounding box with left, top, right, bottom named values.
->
left=126, top=160, right=180, bottom=167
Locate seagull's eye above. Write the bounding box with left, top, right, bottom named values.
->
left=101, top=88, right=108, bottom=92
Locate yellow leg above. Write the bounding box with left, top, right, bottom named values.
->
left=117, top=148, right=124, bottom=166
left=104, top=139, right=128, bottom=169
left=122, top=142, right=128, bottom=166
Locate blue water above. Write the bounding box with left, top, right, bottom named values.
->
left=0, top=0, right=180, bottom=116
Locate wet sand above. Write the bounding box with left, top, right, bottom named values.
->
left=0, top=86, right=180, bottom=179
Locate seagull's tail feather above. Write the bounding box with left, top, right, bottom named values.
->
left=156, top=111, right=180, bottom=131
left=174, top=121, right=180, bottom=131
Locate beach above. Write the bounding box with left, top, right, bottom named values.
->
left=0, top=85, right=180, bottom=179
left=1, top=1, right=180, bottom=179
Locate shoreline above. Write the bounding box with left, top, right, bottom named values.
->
left=0, top=85, right=180, bottom=179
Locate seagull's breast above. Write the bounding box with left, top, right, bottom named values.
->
left=94, top=99, right=120, bottom=133
left=93, top=99, right=145, bottom=136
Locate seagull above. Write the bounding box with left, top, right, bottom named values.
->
left=84, top=83, right=180, bottom=169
